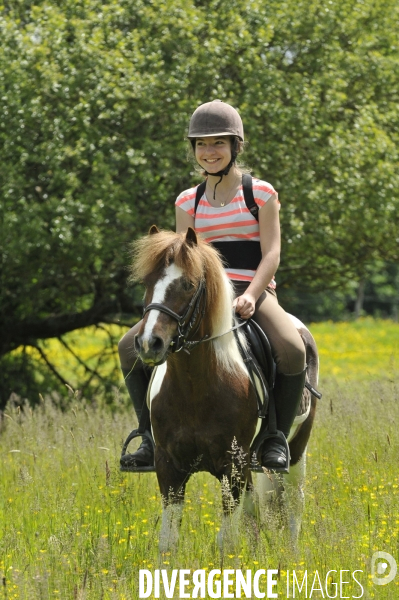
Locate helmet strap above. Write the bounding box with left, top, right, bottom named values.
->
left=211, top=174, right=224, bottom=200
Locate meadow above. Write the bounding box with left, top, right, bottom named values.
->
left=1, top=319, right=398, bottom=599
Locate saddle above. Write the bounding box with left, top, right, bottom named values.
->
left=240, top=318, right=275, bottom=390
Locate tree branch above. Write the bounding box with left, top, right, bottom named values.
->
left=32, top=345, right=71, bottom=388
left=58, top=336, right=104, bottom=380
left=1, top=295, right=141, bottom=357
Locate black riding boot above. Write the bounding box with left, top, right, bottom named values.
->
left=261, top=369, right=307, bottom=472
left=120, top=365, right=154, bottom=469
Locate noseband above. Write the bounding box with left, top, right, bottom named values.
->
left=142, top=279, right=207, bottom=353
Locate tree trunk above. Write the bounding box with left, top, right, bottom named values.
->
left=354, top=279, right=366, bottom=319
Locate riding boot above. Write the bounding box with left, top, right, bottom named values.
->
left=261, top=368, right=307, bottom=471
left=120, top=365, right=154, bottom=469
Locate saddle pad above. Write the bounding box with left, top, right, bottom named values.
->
left=297, top=378, right=311, bottom=418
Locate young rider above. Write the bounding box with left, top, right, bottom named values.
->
left=119, top=100, right=306, bottom=472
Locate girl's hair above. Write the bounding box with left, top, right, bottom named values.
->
left=187, top=136, right=251, bottom=178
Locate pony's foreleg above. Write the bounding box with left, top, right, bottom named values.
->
left=159, top=501, right=184, bottom=555
left=218, top=471, right=248, bottom=554
left=242, top=483, right=257, bottom=518
left=156, top=451, right=188, bottom=555
left=255, top=469, right=284, bottom=517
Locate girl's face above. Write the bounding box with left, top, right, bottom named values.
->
left=195, top=136, right=232, bottom=174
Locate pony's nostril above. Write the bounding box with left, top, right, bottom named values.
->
left=150, top=336, right=164, bottom=354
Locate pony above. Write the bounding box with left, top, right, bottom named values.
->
left=130, top=225, right=319, bottom=552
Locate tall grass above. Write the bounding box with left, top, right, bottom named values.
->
left=1, top=321, right=398, bottom=599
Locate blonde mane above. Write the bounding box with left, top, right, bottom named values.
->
left=130, top=230, right=246, bottom=374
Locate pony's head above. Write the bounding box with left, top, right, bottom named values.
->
left=130, top=226, right=235, bottom=366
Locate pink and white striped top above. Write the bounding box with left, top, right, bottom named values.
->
left=176, top=178, right=278, bottom=286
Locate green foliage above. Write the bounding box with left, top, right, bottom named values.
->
left=1, top=0, right=399, bottom=401
left=279, top=261, right=399, bottom=321
left=238, top=0, right=399, bottom=287
left=0, top=350, right=61, bottom=406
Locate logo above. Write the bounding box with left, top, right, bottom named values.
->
left=371, top=552, right=397, bottom=586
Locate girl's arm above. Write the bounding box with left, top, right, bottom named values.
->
left=233, top=193, right=281, bottom=319
left=176, top=206, right=195, bottom=233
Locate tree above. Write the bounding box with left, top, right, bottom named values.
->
left=1, top=0, right=398, bottom=404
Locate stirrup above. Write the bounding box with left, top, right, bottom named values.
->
left=120, top=428, right=156, bottom=473
left=251, top=431, right=290, bottom=474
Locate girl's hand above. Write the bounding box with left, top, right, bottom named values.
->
left=233, top=293, right=256, bottom=319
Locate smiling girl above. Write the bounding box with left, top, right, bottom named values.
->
left=175, top=100, right=306, bottom=472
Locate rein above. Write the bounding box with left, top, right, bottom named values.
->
left=182, top=319, right=247, bottom=352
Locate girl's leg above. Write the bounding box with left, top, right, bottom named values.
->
left=119, top=322, right=154, bottom=468
left=253, top=288, right=306, bottom=376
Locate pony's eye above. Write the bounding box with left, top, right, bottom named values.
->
left=182, top=278, right=193, bottom=292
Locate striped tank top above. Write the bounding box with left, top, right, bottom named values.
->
left=176, top=178, right=278, bottom=286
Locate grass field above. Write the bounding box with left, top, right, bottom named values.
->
left=1, top=319, right=399, bottom=599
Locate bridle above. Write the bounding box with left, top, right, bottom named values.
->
left=142, top=279, right=208, bottom=354
left=142, top=276, right=249, bottom=357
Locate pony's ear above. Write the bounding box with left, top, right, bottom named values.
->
left=185, top=227, right=198, bottom=246
left=149, top=225, right=160, bottom=235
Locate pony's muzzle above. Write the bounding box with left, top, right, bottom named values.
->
left=134, top=332, right=166, bottom=365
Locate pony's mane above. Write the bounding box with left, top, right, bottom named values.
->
left=130, top=229, right=213, bottom=286
left=130, top=229, right=246, bottom=374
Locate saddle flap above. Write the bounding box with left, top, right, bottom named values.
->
left=242, top=319, right=275, bottom=387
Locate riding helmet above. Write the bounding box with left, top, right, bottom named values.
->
left=187, top=100, right=244, bottom=141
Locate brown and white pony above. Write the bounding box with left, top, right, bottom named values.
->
left=131, top=226, right=319, bottom=552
